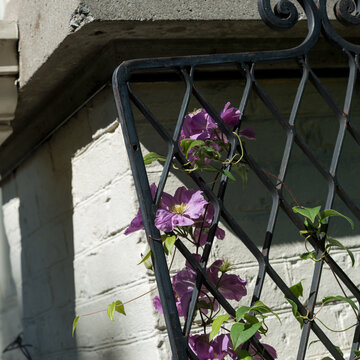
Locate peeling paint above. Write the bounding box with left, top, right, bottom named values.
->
left=69, top=3, right=94, bottom=31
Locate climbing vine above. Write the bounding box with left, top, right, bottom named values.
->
left=73, top=103, right=359, bottom=360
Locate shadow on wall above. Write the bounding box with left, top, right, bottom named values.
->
left=1, top=138, right=83, bottom=359
left=0, top=84, right=137, bottom=360
left=0, top=88, right=106, bottom=358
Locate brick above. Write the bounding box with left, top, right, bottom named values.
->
left=49, top=259, right=77, bottom=309
left=77, top=337, right=160, bottom=360
left=75, top=282, right=159, bottom=347
left=34, top=304, right=77, bottom=355
left=22, top=273, right=53, bottom=317
left=48, top=107, right=93, bottom=174
left=74, top=232, right=149, bottom=299
left=71, top=127, right=131, bottom=206
left=73, top=176, right=137, bottom=255
left=22, top=219, right=70, bottom=278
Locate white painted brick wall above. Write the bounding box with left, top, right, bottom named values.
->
left=0, top=80, right=359, bottom=360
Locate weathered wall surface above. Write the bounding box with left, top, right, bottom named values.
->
left=0, top=75, right=359, bottom=359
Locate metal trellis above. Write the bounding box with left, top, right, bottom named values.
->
left=112, top=1, right=360, bottom=359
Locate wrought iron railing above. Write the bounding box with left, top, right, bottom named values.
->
left=112, top=1, right=360, bottom=359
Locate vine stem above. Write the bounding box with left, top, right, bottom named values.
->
left=261, top=168, right=301, bottom=208
left=313, top=317, right=357, bottom=333
left=76, top=248, right=180, bottom=318
left=325, top=257, right=360, bottom=321
left=123, top=286, right=158, bottom=306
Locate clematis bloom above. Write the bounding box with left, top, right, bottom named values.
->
left=181, top=103, right=241, bottom=142
left=179, top=102, right=256, bottom=166
left=207, top=260, right=247, bottom=301
left=188, top=333, right=237, bottom=360
left=155, top=186, right=208, bottom=232
left=194, top=204, right=226, bottom=246
left=124, top=183, right=157, bottom=235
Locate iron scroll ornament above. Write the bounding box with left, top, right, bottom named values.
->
left=112, top=1, right=360, bottom=359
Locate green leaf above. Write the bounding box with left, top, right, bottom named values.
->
left=72, top=316, right=80, bottom=337
left=115, top=300, right=126, bottom=316
left=319, top=209, right=354, bottom=229
left=143, top=152, right=166, bottom=165
left=138, top=249, right=152, bottom=265
left=203, top=146, right=221, bottom=159
left=320, top=357, right=333, bottom=360
left=180, top=139, right=205, bottom=157
left=107, top=302, right=116, bottom=321
left=236, top=306, right=251, bottom=322
left=308, top=340, right=320, bottom=349
left=250, top=301, right=281, bottom=322
left=230, top=322, right=263, bottom=350
left=164, top=235, right=177, bottom=255
left=243, top=314, right=260, bottom=324
left=321, top=295, right=358, bottom=311
left=209, top=314, right=229, bottom=341
left=289, top=281, right=304, bottom=299
left=326, top=237, right=355, bottom=267
left=243, top=314, right=267, bottom=335
left=335, top=346, right=344, bottom=356
left=285, top=298, right=303, bottom=328
left=299, top=251, right=317, bottom=261
left=293, top=206, right=321, bottom=224
left=236, top=350, right=254, bottom=360
left=353, top=350, right=360, bottom=356
left=222, top=169, right=236, bottom=181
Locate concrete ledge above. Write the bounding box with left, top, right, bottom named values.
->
left=0, top=1, right=359, bottom=177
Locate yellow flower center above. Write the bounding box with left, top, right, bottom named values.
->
left=190, top=108, right=202, bottom=115
left=171, top=203, right=188, bottom=214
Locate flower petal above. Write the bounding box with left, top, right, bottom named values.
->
left=184, top=191, right=208, bottom=219
left=155, top=209, right=176, bottom=232
left=239, top=126, right=256, bottom=140
left=171, top=214, right=194, bottom=228
left=153, top=296, right=163, bottom=314
left=218, top=273, right=247, bottom=301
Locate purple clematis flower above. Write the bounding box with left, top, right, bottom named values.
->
left=155, top=186, right=208, bottom=232
left=172, top=257, right=218, bottom=317
left=154, top=256, right=247, bottom=318
left=239, top=126, right=256, bottom=140
left=188, top=334, right=215, bottom=360
left=181, top=103, right=241, bottom=142
left=153, top=294, right=185, bottom=317
left=179, top=103, right=256, bottom=166
left=125, top=183, right=158, bottom=235
left=220, top=102, right=241, bottom=129
left=194, top=204, right=226, bottom=246
left=188, top=333, right=238, bottom=360
left=182, top=109, right=218, bottom=141
left=207, top=260, right=247, bottom=301
left=154, top=254, right=220, bottom=318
